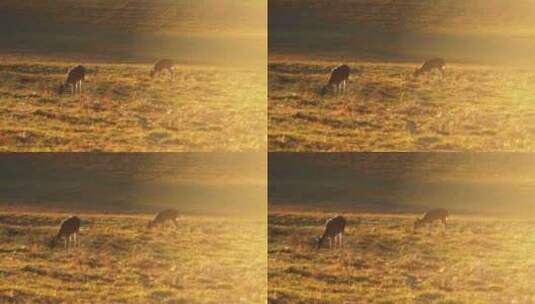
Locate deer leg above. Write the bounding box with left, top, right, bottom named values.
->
left=329, top=238, right=332, bottom=249
left=79, top=80, right=83, bottom=94
left=333, top=235, right=337, bottom=249
left=442, top=219, right=447, bottom=231
left=340, top=233, right=343, bottom=248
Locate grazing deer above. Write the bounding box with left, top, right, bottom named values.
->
left=51, top=216, right=81, bottom=252
left=58, top=65, right=86, bottom=95
left=317, top=215, right=346, bottom=249
left=321, top=64, right=350, bottom=95
left=413, top=58, right=446, bottom=78
left=414, top=208, right=449, bottom=231
left=150, top=59, right=175, bottom=79
left=147, top=209, right=179, bottom=229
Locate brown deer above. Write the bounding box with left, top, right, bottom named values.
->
left=150, top=59, right=175, bottom=79
left=414, top=208, right=449, bottom=231
left=413, top=58, right=446, bottom=78
left=320, top=64, right=350, bottom=95
left=58, top=65, right=86, bottom=95
left=50, top=216, right=81, bottom=252
left=147, top=209, right=179, bottom=229
left=317, top=215, right=346, bottom=249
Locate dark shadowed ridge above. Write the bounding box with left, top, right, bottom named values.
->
left=0, top=0, right=266, bottom=65
left=269, top=0, right=535, bottom=65
left=269, top=153, right=535, bottom=215
left=0, top=153, right=265, bottom=216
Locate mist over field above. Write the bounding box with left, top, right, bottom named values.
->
left=269, top=153, right=535, bottom=303
left=0, top=1, right=267, bottom=151
left=268, top=1, right=535, bottom=152
left=0, top=153, right=267, bottom=303
left=269, top=153, right=535, bottom=215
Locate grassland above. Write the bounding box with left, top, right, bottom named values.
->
left=0, top=58, right=266, bottom=151
left=0, top=211, right=266, bottom=303
left=268, top=211, right=535, bottom=303
left=269, top=61, right=535, bottom=151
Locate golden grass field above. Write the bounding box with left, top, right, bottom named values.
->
left=0, top=212, right=266, bottom=303
left=0, top=58, right=265, bottom=151
left=269, top=60, right=535, bottom=151
left=269, top=211, right=535, bottom=304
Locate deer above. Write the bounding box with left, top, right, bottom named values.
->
left=413, top=58, right=446, bottom=78
left=147, top=209, right=179, bottom=229
left=50, top=216, right=81, bottom=252
left=414, top=208, right=449, bottom=231
left=58, top=65, right=86, bottom=95
left=316, top=215, right=346, bottom=249
left=150, top=59, right=175, bottom=79
left=320, top=64, right=350, bottom=96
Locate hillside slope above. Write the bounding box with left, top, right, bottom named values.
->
left=0, top=0, right=266, bottom=63
left=269, top=153, right=535, bottom=214
left=270, top=0, right=535, bottom=34
left=269, top=0, right=535, bottom=64
left=0, top=153, right=265, bottom=215
left=0, top=0, right=265, bottom=34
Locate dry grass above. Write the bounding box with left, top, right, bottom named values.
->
left=0, top=212, right=266, bottom=303
left=269, top=211, right=535, bottom=303
left=269, top=60, right=535, bottom=151
left=0, top=58, right=266, bottom=151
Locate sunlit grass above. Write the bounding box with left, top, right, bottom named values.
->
left=0, top=58, right=266, bottom=151
left=269, top=60, right=535, bottom=151
left=0, top=212, right=266, bottom=303
left=269, top=211, right=535, bottom=303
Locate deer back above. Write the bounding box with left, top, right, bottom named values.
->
left=152, top=208, right=179, bottom=225
left=421, top=208, right=448, bottom=223
left=328, top=65, right=350, bottom=86
left=322, top=215, right=346, bottom=237
left=420, top=58, right=445, bottom=71
left=57, top=216, right=81, bottom=238
left=154, top=59, right=174, bottom=72
left=66, top=65, right=86, bottom=84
